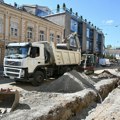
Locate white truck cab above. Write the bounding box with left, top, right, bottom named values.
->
left=4, top=42, right=46, bottom=84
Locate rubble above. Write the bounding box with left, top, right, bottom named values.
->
left=0, top=68, right=120, bottom=120
left=85, top=86, right=120, bottom=120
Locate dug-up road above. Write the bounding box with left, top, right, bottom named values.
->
left=0, top=65, right=120, bottom=120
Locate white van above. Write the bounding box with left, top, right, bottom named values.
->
left=99, top=58, right=111, bottom=66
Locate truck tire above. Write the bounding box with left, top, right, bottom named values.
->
left=31, top=71, right=44, bottom=86
left=15, top=80, right=21, bottom=84
left=66, top=67, right=71, bottom=72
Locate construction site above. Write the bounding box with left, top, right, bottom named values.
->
left=0, top=64, right=120, bottom=120
left=0, top=1, right=120, bottom=120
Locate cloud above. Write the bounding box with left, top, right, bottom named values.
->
left=106, top=20, right=114, bottom=24
left=102, top=20, right=114, bottom=25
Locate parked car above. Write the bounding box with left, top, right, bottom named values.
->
left=99, top=58, right=111, bottom=66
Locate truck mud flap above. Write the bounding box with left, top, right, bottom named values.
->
left=0, top=88, right=20, bottom=114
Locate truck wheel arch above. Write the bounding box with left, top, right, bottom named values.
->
left=31, top=71, right=44, bottom=86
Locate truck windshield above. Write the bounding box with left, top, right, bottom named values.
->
left=5, top=46, right=29, bottom=59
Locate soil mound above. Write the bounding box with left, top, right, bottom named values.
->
left=43, top=70, right=95, bottom=93
left=96, top=70, right=117, bottom=79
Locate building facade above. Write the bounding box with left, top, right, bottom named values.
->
left=44, top=9, right=105, bottom=55
left=105, top=49, right=120, bottom=57
left=0, top=3, right=64, bottom=65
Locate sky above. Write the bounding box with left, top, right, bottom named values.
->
left=4, top=0, right=120, bottom=48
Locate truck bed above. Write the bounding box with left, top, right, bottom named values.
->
left=52, top=44, right=81, bottom=65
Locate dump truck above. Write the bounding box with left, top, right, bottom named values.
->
left=3, top=33, right=81, bottom=86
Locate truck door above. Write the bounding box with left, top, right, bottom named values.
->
left=28, top=45, right=44, bottom=73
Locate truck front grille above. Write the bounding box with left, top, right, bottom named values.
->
left=4, top=67, right=21, bottom=78
left=5, top=61, right=21, bottom=66
left=6, top=68, right=20, bottom=73
left=6, top=73, right=19, bottom=78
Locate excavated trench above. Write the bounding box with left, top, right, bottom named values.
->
left=0, top=70, right=120, bottom=120
left=37, top=77, right=119, bottom=120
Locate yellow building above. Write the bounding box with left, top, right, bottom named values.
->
left=0, top=3, right=64, bottom=65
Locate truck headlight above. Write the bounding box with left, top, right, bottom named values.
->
left=21, top=69, right=25, bottom=77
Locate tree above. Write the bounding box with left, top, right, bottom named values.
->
left=106, top=45, right=112, bottom=49
left=89, top=21, right=91, bottom=25
left=63, top=3, right=66, bottom=10
left=75, top=12, right=78, bottom=17
left=80, top=16, right=83, bottom=19
left=70, top=8, right=72, bottom=14
left=57, top=4, right=60, bottom=12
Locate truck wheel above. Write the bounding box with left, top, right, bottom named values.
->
left=31, top=71, right=44, bottom=86
left=15, top=80, right=21, bottom=84
left=66, top=67, right=71, bottom=72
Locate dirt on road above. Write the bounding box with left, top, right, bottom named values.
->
left=0, top=67, right=120, bottom=120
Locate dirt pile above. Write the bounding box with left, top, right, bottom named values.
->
left=96, top=70, right=117, bottom=79
left=43, top=70, right=95, bottom=93
left=91, top=70, right=119, bottom=83
left=85, top=86, right=120, bottom=120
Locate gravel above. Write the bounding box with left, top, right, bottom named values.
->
left=43, top=70, right=96, bottom=93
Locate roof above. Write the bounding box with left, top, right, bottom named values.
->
left=22, top=4, right=52, bottom=12
left=0, top=2, right=63, bottom=28
left=7, top=42, right=30, bottom=47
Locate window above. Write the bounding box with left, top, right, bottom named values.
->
left=50, top=33, right=54, bottom=42
left=86, top=40, right=89, bottom=50
left=56, top=35, right=61, bottom=43
left=10, top=21, right=18, bottom=37
left=70, top=37, right=76, bottom=47
left=39, top=30, right=45, bottom=41
left=0, top=18, right=3, bottom=33
left=30, top=47, right=39, bottom=58
left=36, top=9, right=48, bottom=17
left=95, top=44, right=99, bottom=52
left=27, top=27, right=33, bottom=40
left=70, top=19, right=78, bottom=32
left=96, top=33, right=98, bottom=41
left=89, top=41, right=93, bottom=51
left=86, top=28, right=90, bottom=38
left=5, top=46, right=29, bottom=58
